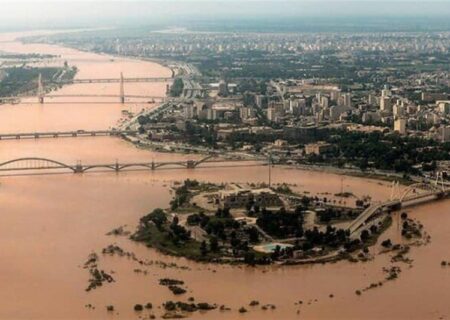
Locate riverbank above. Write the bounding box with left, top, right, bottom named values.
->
left=121, top=132, right=415, bottom=186
left=288, top=163, right=415, bottom=185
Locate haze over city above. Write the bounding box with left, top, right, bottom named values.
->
left=1, top=1, right=450, bottom=30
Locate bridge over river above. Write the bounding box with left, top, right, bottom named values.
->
left=0, top=156, right=267, bottom=175
left=0, top=130, right=137, bottom=140
left=348, top=180, right=450, bottom=236
left=0, top=73, right=171, bottom=104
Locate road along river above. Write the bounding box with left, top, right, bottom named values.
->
left=0, top=31, right=449, bottom=320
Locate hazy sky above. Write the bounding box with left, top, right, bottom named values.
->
left=1, top=1, right=450, bottom=30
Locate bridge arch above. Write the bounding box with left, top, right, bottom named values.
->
left=193, top=154, right=218, bottom=167
left=80, top=165, right=117, bottom=173
left=154, top=162, right=188, bottom=169
left=118, top=163, right=154, bottom=171
left=399, top=182, right=442, bottom=201
left=0, top=157, right=75, bottom=172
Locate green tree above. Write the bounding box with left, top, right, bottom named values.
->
left=209, top=236, right=219, bottom=252
left=200, top=240, right=208, bottom=256
left=360, top=229, right=370, bottom=243
left=141, top=208, right=167, bottom=230
left=244, top=251, right=256, bottom=265
left=300, top=196, right=310, bottom=208
left=170, top=78, right=184, bottom=97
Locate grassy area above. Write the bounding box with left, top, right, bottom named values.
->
left=133, top=224, right=221, bottom=262
left=171, top=205, right=205, bottom=215
left=170, top=180, right=220, bottom=212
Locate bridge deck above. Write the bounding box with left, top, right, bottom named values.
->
left=0, top=157, right=267, bottom=174
left=44, top=94, right=164, bottom=98
left=348, top=189, right=449, bottom=235
left=0, top=95, right=165, bottom=101
left=68, top=77, right=174, bottom=84
left=0, top=130, right=136, bottom=140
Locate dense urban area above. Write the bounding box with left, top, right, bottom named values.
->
left=25, top=30, right=450, bottom=177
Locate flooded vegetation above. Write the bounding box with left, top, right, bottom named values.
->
left=131, top=179, right=393, bottom=266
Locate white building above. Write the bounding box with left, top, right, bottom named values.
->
left=339, top=93, right=352, bottom=108
left=438, top=126, right=450, bottom=142
left=183, top=104, right=197, bottom=119
left=380, top=97, right=392, bottom=113
left=320, top=96, right=329, bottom=108
left=393, top=104, right=405, bottom=117
left=239, top=106, right=255, bottom=120
left=394, top=118, right=407, bottom=135
left=437, top=101, right=450, bottom=115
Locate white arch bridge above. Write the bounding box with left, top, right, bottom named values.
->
left=0, top=156, right=265, bottom=174
left=348, top=177, right=450, bottom=235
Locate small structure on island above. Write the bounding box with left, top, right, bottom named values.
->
left=304, top=141, right=332, bottom=155
left=219, top=186, right=282, bottom=208
left=253, top=243, right=294, bottom=254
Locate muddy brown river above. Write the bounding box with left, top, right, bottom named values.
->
left=0, top=31, right=449, bottom=320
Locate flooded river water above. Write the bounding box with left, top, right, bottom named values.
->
left=0, top=31, right=449, bottom=320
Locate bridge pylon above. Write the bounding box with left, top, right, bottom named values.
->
left=435, top=171, right=446, bottom=192
left=186, top=160, right=195, bottom=169
left=119, top=72, right=125, bottom=104
left=390, top=180, right=401, bottom=200
left=37, top=73, right=45, bottom=104
left=74, top=160, right=83, bottom=173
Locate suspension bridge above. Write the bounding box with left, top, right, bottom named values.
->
left=60, top=77, right=174, bottom=84
left=347, top=174, right=450, bottom=235
left=0, top=156, right=266, bottom=175
left=0, top=73, right=172, bottom=104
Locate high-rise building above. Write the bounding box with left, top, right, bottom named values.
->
left=255, top=95, right=265, bottom=108
left=439, top=126, right=450, bottom=142
left=267, top=107, right=276, bottom=122
left=289, top=98, right=299, bottom=114
left=437, top=101, right=450, bottom=115
left=330, top=90, right=340, bottom=102
left=380, top=97, right=392, bottom=112
left=320, top=96, right=329, bottom=108
left=239, top=106, right=255, bottom=120
left=343, top=93, right=352, bottom=108
left=381, top=85, right=391, bottom=97
left=267, top=102, right=284, bottom=122
left=393, top=105, right=404, bottom=117
left=218, top=80, right=228, bottom=97
left=394, top=118, right=407, bottom=135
